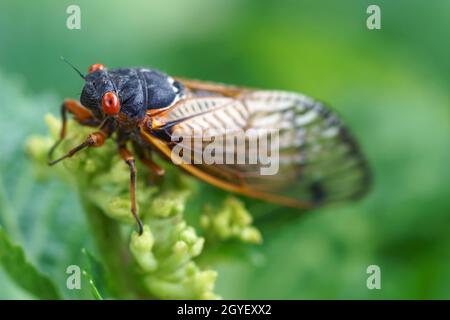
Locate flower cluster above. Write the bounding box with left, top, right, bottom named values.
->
left=26, top=114, right=262, bottom=299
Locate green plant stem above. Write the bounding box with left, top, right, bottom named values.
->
left=81, top=198, right=149, bottom=299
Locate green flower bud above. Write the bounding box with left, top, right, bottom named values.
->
left=130, top=226, right=157, bottom=272
left=201, top=197, right=262, bottom=244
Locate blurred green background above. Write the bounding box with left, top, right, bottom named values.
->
left=0, top=0, right=449, bottom=299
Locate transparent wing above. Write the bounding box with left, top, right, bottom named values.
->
left=141, top=80, right=371, bottom=208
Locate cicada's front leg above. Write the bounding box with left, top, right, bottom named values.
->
left=48, top=99, right=101, bottom=163
left=48, top=115, right=113, bottom=166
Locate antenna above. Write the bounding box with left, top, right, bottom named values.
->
left=60, top=56, right=85, bottom=79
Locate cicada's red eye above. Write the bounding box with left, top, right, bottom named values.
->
left=88, top=63, right=104, bottom=74
left=102, top=91, right=120, bottom=115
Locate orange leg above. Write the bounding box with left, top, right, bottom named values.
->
left=63, top=99, right=95, bottom=123
left=139, top=152, right=165, bottom=178
left=141, top=156, right=165, bottom=185
left=48, top=131, right=107, bottom=165
left=48, top=99, right=97, bottom=163
left=119, top=145, right=144, bottom=235
left=132, top=142, right=165, bottom=184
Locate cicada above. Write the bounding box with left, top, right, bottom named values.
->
left=48, top=61, right=371, bottom=234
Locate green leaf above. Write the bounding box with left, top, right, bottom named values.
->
left=81, top=248, right=107, bottom=300
left=0, top=227, right=61, bottom=299
left=82, top=270, right=103, bottom=300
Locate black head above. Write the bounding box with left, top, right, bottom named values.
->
left=78, top=63, right=183, bottom=123
left=80, top=63, right=121, bottom=120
